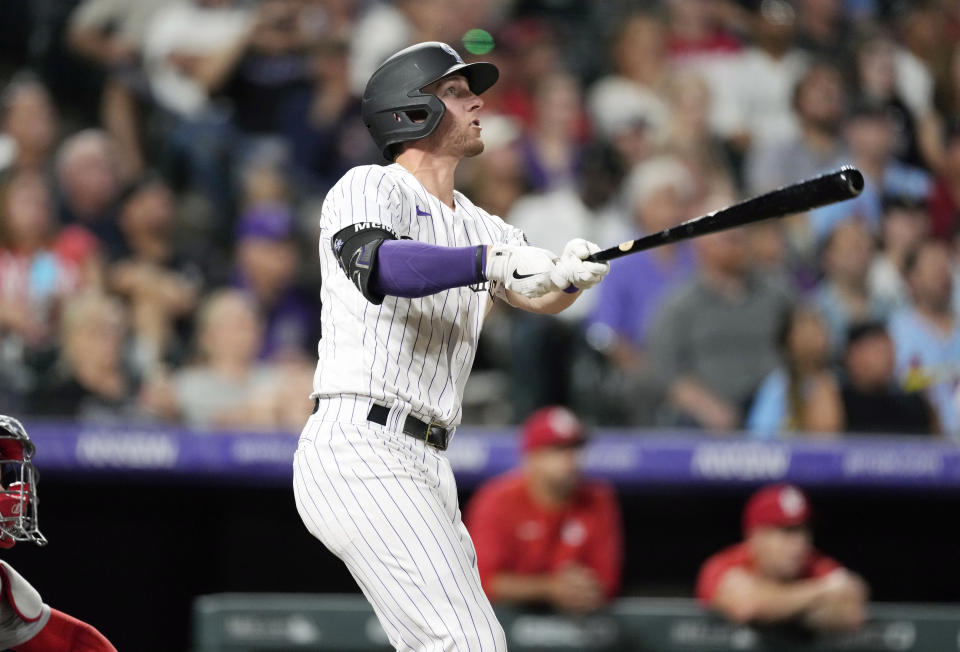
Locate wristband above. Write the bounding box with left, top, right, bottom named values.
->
left=476, top=245, right=487, bottom=282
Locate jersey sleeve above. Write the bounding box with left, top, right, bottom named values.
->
left=807, top=551, right=842, bottom=578
left=582, top=484, right=624, bottom=599
left=475, top=206, right=528, bottom=248
left=321, top=165, right=407, bottom=238
left=498, top=222, right=528, bottom=248
left=696, top=550, right=738, bottom=604
left=320, top=166, right=409, bottom=303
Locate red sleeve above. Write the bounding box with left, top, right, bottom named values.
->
left=13, top=607, right=116, bottom=652
left=583, top=484, right=623, bottom=599
left=807, top=551, right=842, bottom=578
left=696, top=549, right=739, bottom=605
left=464, top=483, right=511, bottom=600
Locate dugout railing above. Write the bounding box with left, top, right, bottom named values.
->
left=192, top=593, right=960, bottom=652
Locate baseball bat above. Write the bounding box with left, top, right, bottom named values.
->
left=585, top=166, right=864, bottom=263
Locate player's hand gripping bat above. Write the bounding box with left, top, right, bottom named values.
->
left=585, top=166, right=864, bottom=263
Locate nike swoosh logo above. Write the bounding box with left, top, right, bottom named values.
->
left=512, top=270, right=536, bottom=279
left=416, top=206, right=431, bottom=217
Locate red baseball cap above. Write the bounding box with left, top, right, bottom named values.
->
left=521, top=406, right=586, bottom=453
left=743, top=484, right=811, bottom=535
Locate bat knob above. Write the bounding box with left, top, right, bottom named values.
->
left=839, top=166, right=865, bottom=197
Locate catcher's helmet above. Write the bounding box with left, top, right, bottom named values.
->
left=361, top=42, right=499, bottom=160
left=0, top=415, right=47, bottom=549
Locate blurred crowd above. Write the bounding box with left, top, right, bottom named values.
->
left=1, top=0, right=960, bottom=436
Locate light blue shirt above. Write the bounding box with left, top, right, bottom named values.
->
left=812, top=281, right=897, bottom=356
left=747, top=368, right=789, bottom=439
left=809, top=162, right=931, bottom=245
left=888, top=308, right=960, bottom=437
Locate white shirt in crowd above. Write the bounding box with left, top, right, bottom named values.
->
left=143, top=1, right=253, bottom=117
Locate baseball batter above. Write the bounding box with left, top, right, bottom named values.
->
left=292, top=42, right=609, bottom=651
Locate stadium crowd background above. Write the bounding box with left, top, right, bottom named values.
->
left=2, top=0, right=960, bottom=438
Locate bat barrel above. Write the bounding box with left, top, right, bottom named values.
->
left=585, top=166, right=864, bottom=263
left=838, top=166, right=865, bottom=196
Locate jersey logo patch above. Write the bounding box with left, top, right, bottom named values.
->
left=416, top=205, right=432, bottom=217
left=561, top=519, right=587, bottom=546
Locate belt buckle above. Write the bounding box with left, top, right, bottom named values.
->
left=424, top=421, right=445, bottom=450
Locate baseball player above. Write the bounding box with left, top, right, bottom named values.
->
left=466, top=407, right=623, bottom=613
left=292, top=42, right=609, bottom=651
left=0, top=415, right=117, bottom=651
left=697, top=484, right=867, bottom=632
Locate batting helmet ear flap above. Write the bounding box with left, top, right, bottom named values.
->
left=364, top=93, right=447, bottom=160
left=362, top=42, right=498, bottom=160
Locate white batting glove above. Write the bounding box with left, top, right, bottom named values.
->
left=550, top=238, right=609, bottom=291
left=486, top=244, right=558, bottom=299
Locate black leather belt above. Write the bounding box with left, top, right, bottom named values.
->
left=311, top=398, right=450, bottom=450
left=368, top=404, right=450, bottom=451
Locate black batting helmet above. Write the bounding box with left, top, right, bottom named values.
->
left=361, top=42, right=499, bottom=160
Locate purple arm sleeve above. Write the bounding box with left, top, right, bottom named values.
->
left=370, top=240, right=487, bottom=298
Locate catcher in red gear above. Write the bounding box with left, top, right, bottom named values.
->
left=0, top=414, right=117, bottom=652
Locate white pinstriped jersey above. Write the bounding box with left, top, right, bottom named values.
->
left=312, top=164, right=526, bottom=428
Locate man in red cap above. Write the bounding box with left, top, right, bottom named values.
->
left=465, top=406, right=623, bottom=613
left=696, top=484, right=867, bottom=631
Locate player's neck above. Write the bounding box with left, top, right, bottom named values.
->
left=396, top=149, right=459, bottom=209
left=525, top=475, right=573, bottom=510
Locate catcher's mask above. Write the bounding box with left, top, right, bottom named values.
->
left=0, top=415, right=47, bottom=549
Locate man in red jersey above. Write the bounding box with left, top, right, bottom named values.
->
left=0, top=414, right=116, bottom=652
left=697, top=483, right=867, bottom=632
left=466, top=406, right=623, bottom=613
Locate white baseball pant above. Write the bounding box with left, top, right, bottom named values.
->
left=293, top=397, right=507, bottom=652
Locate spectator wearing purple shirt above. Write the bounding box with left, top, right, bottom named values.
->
left=518, top=71, right=585, bottom=192
left=588, top=157, right=697, bottom=356
left=233, top=204, right=317, bottom=361
left=584, top=157, right=697, bottom=423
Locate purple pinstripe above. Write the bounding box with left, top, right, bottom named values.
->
left=293, top=403, right=506, bottom=651
left=293, top=451, right=427, bottom=649
left=300, top=401, right=454, bottom=647
left=294, top=430, right=429, bottom=648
